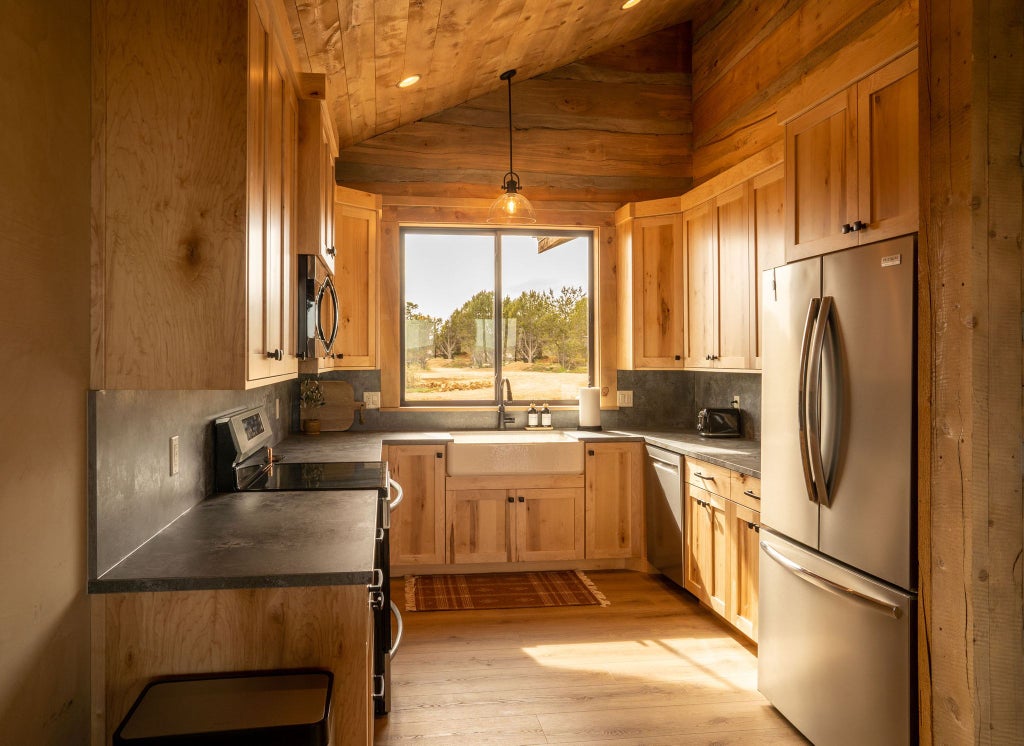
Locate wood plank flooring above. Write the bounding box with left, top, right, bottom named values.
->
left=375, top=570, right=807, bottom=745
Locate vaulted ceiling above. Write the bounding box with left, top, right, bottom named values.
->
left=283, top=0, right=703, bottom=149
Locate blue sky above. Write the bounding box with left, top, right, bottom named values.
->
left=403, top=233, right=589, bottom=320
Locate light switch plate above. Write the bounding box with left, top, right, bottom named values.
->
left=169, top=436, right=179, bottom=476
left=365, top=391, right=381, bottom=410
left=616, top=390, right=633, bottom=407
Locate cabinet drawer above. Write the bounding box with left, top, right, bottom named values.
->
left=730, top=472, right=761, bottom=511
left=684, top=459, right=731, bottom=496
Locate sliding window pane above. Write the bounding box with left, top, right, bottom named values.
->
left=501, top=235, right=589, bottom=404
left=403, top=233, right=495, bottom=402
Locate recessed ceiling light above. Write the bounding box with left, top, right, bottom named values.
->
left=621, top=0, right=642, bottom=8
left=397, top=75, right=421, bottom=89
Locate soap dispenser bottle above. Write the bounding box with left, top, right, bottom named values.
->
left=527, top=403, right=539, bottom=427
left=541, top=403, right=552, bottom=427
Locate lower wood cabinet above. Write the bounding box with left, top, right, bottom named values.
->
left=683, top=459, right=761, bottom=642
left=385, top=445, right=446, bottom=565
left=684, top=483, right=728, bottom=616
left=585, top=442, right=644, bottom=559
left=445, top=476, right=585, bottom=564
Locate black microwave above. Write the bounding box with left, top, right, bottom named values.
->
left=697, top=407, right=741, bottom=438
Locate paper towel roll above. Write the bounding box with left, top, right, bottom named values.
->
left=578, top=387, right=602, bottom=430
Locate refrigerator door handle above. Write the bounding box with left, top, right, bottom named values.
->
left=760, top=540, right=902, bottom=619
left=798, top=298, right=821, bottom=503
left=806, top=297, right=833, bottom=506
left=821, top=298, right=844, bottom=506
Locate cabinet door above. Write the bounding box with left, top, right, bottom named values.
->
left=715, top=185, right=750, bottom=369
left=585, top=443, right=643, bottom=559
left=785, top=88, right=858, bottom=262
left=387, top=446, right=446, bottom=565
left=247, top=27, right=296, bottom=382
left=632, top=214, right=685, bottom=368
left=682, top=200, right=716, bottom=368
left=333, top=202, right=378, bottom=368
left=515, top=489, right=584, bottom=562
left=447, top=489, right=511, bottom=564
left=728, top=501, right=760, bottom=642
left=245, top=1, right=271, bottom=382
left=856, top=50, right=918, bottom=243
left=750, top=164, right=785, bottom=370
left=296, top=101, right=336, bottom=273
left=684, top=483, right=727, bottom=615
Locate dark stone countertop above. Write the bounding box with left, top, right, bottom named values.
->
left=275, top=428, right=759, bottom=477
left=612, top=429, right=761, bottom=477
left=89, top=489, right=379, bottom=594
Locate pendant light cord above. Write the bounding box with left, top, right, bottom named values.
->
left=506, top=73, right=514, bottom=177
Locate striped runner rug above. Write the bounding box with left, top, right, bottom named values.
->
left=405, top=570, right=610, bottom=611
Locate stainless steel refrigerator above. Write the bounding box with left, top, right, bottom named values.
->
left=759, top=235, right=916, bottom=745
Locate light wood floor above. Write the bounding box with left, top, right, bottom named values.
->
left=374, top=570, right=807, bottom=745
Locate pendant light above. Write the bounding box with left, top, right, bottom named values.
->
left=487, top=69, right=536, bottom=224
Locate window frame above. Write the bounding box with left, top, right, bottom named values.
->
left=399, top=226, right=595, bottom=407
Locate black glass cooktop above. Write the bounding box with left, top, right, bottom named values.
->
left=237, top=460, right=389, bottom=492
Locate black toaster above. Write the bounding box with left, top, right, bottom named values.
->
left=696, top=407, right=741, bottom=438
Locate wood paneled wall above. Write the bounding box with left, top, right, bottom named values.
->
left=919, top=0, right=1023, bottom=742
left=691, top=0, right=918, bottom=184
left=335, top=25, right=693, bottom=205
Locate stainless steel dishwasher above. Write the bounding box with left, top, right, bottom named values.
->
left=645, top=445, right=684, bottom=587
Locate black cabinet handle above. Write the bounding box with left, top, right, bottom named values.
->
left=588, top=449, right=595, bottom=456
left=743, top=489, right=758, bottom=499
left=852, top=220, right=867, bottom=232
left=507, top=496, right=514, bottom=503
left=674, top=355, right=681, bottom=360
left=266, top=348, right=283, bottom=361
left=436, top=452, right=443, bottom=458
left=518, top=496, right=525, bottom=503
left=327, top=245, right=336, bottom=257
left=694, top=472, right=714, bottom=480
left=841, top=223, right=853, bottom=234
left=333, top=352, right=344, bottom=359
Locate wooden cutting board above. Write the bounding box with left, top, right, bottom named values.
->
left=307, top=381, right=356, bottom=431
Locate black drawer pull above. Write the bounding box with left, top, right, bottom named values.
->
left=507, top=496, right=514, bottom=503
left=694, top=472, right=714, bottom=480
left=743, top=489, right=758, bottom=499
left=518, top=496, right=525, bottom=503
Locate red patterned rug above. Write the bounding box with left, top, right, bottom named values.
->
left=405, top=570, right=610, bottom=611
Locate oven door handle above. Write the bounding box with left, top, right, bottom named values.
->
left=389, top=600, right=404, bottom=659
left=388, top=478, right=404, bottom=511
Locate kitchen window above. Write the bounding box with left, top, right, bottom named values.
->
left=400, top=228, right=593, bottom=406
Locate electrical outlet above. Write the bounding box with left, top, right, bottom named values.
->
left=732, top=395, right=740, bottom=409
left=365, top=391, right=381, bottom=410
left=616, top=390, right=633, bottom=407
left=275, top=397, right=280, bottom=419
left=169, top=436, right=179, bottom=476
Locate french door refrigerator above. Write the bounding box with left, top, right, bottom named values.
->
left=759, top=235, right=916, bottom=745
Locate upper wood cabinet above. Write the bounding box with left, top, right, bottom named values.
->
left=786, top=51, right=918, bottom=262
left=332, top=187, right=380, bottom=369
left=685, top=189, right=752, bottom=369
left=584, top=442, right=643, bottom=559
left=297, top=99, right=338, bottom=273
left=749, top=164, right=785, bottom=370
left=386, top=445, right=447, bottom=566
left=92, top=0, right=297, bottom=389
left=620, top=213, right=686, bottom=368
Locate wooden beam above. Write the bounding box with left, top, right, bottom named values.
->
left=297, top=71, right=326, bottom=100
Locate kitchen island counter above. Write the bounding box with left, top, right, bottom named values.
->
left=89, top=489, right=379, bottom=594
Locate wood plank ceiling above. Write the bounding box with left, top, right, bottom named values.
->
left=284, top=0, right=703, bottom=149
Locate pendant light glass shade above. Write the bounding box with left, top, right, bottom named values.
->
left=488, top=70, right=536, bottom=224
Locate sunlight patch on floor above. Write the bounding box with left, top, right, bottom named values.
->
left=520, top=637, right=756, bottom=690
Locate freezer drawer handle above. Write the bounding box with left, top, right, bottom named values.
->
left=388, top=478, right=404, bottom=511
left=389, top=600, right=404, bottom=659
left=760, top=540, right=902, bottom=619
